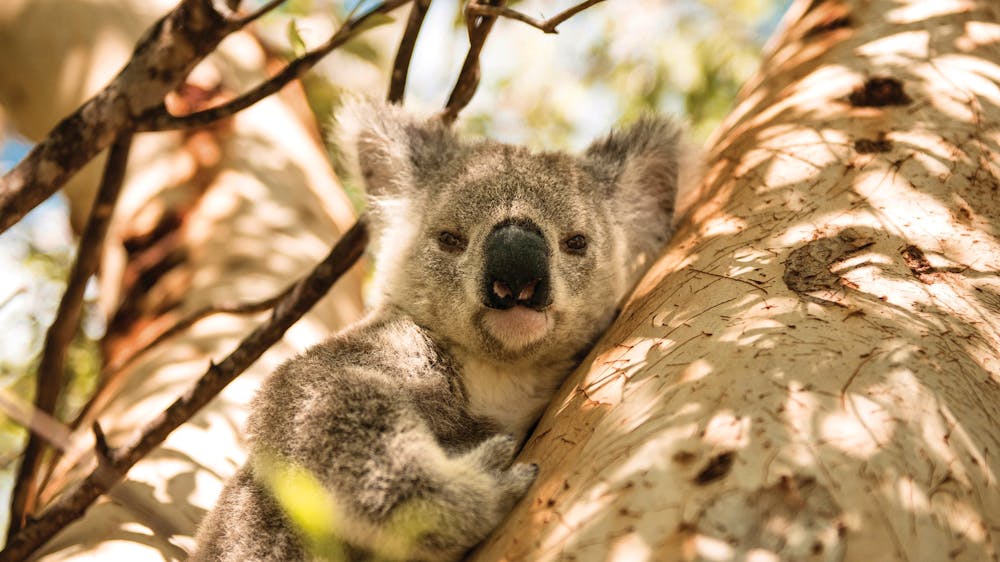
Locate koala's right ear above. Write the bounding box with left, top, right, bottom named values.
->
left=334, top=99, right=459, bottom=199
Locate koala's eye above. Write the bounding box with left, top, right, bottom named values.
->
left=562, top=234, right=588, bottom=254
left=437, top=230, right=467, bottom=252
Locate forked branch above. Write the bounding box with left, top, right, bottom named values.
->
left=440, top=0, right=504, bottom=126
left=137, top=0, right=412, bottom=131
left=0, top=0, right=252, bottom=234
left=105, top=288, right=290, bottom=376
left=465, top=0, right=606, bottom=34
left=439, top=0, right=605, bottom=125
left=7, top=133, right=133, bottom=537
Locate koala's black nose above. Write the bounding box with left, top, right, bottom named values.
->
left=483, top=221, right=551, bottom=310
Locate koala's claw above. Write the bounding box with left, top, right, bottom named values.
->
left=506, top=462, right=539, bottom=486
left=469, top=434, right=520, bottom=473
left=497, top=462, right=539, bottom=509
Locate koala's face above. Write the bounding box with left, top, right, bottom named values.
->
left=394, top=147, right=620, bottom=360
left=342, top=102, right=679, bottom=364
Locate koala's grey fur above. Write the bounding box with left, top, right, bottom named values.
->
left=192, top=100, right=681, bottom=561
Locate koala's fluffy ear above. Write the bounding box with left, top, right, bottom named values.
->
left=335, top=99, right=459, bottom=199
left=583, top=116, right=682, bottom=239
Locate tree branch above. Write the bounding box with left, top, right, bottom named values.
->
left=388, top=0, right=432, bottom=103
left=465, top=0, right=605, bottom=34
left=236, top=0, right=286, bottom=27
left=7, top=134, right=133, bottom=537
left=439, top=0, right=504, bottom=126
left=136, top=0, right=413, bottom=132
left=104, top=288, right=290, bottom=376
left=0, top=391, right=73, bottom=459
left=0, top=390, right=191, bottom=543
left=0, top=219, right=368, bottom=562
left=0, top=0, right=248, bottom=235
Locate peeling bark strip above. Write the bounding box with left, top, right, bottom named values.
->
left=474, top=0, right=1000, bottom=560
left=0, top=0, right=244, bottom=234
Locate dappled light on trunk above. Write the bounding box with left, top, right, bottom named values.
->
left=474, top=0, right=1000, bottom=560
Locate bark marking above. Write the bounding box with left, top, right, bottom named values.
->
left=783, top=228, right=874, bottom=305
left=695, top=474, right=846, bottom=561
left=901, top=245, right=934, bottom=282
left=848, top=77, right=912, bottom=107
left=854, top=137, right=892, bottom=154
left=694, top=451, right=735, bottom=485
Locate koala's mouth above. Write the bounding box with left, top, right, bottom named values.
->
left=481, top=305, right=550, bottom=350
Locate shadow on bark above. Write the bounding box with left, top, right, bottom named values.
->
left=477, top=1, right=1000, bottom=559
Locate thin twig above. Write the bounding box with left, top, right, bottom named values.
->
left=466, top=0, right=605, bottom=34
left=0, top=219, right=369, bottom=562
left=91, top=422, right=113, bottom=470
left=137, top=0, right=412, bottom=132
left=33, top=287, right=288, bottom=493
left=0, top=391, right=73, bottom=456
left=438, top=0, right=606, bottom=124
left=388, top=0, right=432, bottom=103
left=104, top=288, right=290, bottom=376
left=439, top=0, right=505, bottom=126
left=236, top=0, right=286, bottom=26
left=0, top=389, right=187, bottom=543
left=0, top=390, right=70, bottom=476
left=7, top=133, right=133, bottom=537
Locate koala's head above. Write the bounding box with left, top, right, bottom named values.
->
left=339, top=101, right=679, bottom=364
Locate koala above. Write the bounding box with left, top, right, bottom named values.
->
left=191, top=100, right=680, bottom=561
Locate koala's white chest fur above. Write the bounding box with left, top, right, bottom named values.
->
left=458, top=354, right=564, bottom=440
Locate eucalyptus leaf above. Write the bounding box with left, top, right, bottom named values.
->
left=351, top=12, right=394, bottom=34
left=286, top=19, right=307, bottom=57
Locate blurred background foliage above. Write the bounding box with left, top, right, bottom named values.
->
left=0, top=0, right=788, bottom=530
left=253, top=0, right=789, bottom=198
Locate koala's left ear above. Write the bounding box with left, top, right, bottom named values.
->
left=335, top=99, right=459, bottom=199
left=583, top=115, right=682, bottom=235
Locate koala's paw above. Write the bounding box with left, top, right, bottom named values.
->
left=457, top=435, right=538, bottom=515
left=498, top=462, right=539, bottom=506
left=466, top=434, right=520, bottom=473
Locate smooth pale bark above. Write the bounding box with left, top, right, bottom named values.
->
left=0, top=1, right=365, bottom=559
left=475, top=0, right=1000, bottom=560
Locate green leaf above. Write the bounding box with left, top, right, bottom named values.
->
left=351, top=13, right=394, bottom=34
left=287, top=19, right=307, bottom=58
left=341, top=38, right=381, bottom=64
left=255, top=454, right=347, bottom=560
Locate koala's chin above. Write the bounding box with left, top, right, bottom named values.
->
left=479, top=305, right=552, bottom=351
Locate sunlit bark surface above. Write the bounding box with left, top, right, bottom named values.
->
left=476, top=0, right=1000, bottom=560
left=0, top=1, right=365, bottom=559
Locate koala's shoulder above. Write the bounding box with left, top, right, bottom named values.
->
left=253, top=312, right=450, bottom=404
left=245, top=313, right=450, bottom=443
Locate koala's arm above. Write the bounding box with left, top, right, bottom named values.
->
left=192, top=323, right=536, bottom=561
left=191, top=466, right=307, bottom=562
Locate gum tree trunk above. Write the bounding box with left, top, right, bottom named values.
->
left=476, top=0, right=1000, bottom=560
